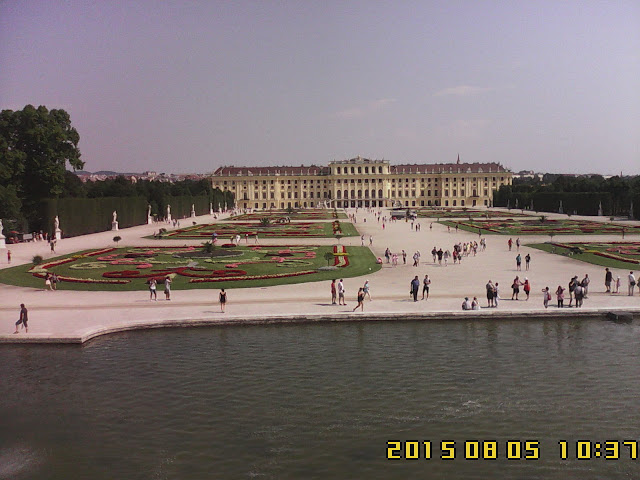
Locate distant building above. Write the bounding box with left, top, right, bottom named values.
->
left=210, top=156, right=512, bottom=209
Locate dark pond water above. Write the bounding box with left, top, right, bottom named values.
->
left=1, top=318, right=639, bottom=479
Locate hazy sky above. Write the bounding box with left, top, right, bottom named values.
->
left=1, top=1, right=639, bottom=175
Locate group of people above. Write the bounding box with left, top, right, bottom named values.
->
left=44, top=272, right=60, bottom=291
left=148, top=276, right=172, bottom=301
left=330, top=279, right=371, bottom=311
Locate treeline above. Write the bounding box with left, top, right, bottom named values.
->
left=493, top=175, right=640, bottom=218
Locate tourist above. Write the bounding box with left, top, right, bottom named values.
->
left=461, top=297, right=472, bottom=310
left=523, top=278, right=531, bottom=300
left=412, top=251, right=419, bottom=267
left=604, top=268, right=612, bottom=293
left=508, top=238, right=513, bottom=251
left=556, top=285, right=565, bottom=308
left=515, top=253, right=522, bottom=271
left=385, top=248, right=391, bottom=264
left=50, top=239, right=56, bottom=253
left=45, top=273, right=53, bottom=291
left=516, top=238, right=521, bottom=251
left=51, top=272, right=59, bottom=291
left=361, top=235, right=365, bottom=246
left=574, top=282, right=584, bottom=307
left=402, top=250, right=407, bottom=264
left=511, top=276, right=522, bottom=300
left=525, top=253, right=531, bottom=270
left=369, top=235, right=373, bottom=246
left=568, top=276, right=578, bottom=306
left=629, top=271, right=637, bottom=296
left=164, top=276, right=172, bottom=300
left=437, top=248, right=443, bottom=265
left=431, top=247, right=437, bottom=263
left=363, top=280, right=371, bottom=301
left=331, top=280, right=337, bottom=304
left=410, top=275, right=420, bottom=302
left=13, top=303, right=28, bottom=334
left=471, top=297, right=480, bottom=310
left=149, top=278, right=157, bottom=301
left=353, top=288, right=365, bottom=312
left=422, top=275, right=431, bottom=300
left=542, top=287, right=551, bottom=308
left=392, top=253, right=398, bottom=266
left=219, top=288, right=227, bottom=312
left=494, top=282, right=500, bottom=307
left=443, top=250, right=450, bottom=266
left=7, top=250, right=10, bottom=264
left=581, top=274, right=590, bottom=297
left=338, top=279, right=346, bottom=305
left=486, top=280, right=495, bottom=307
left=615, top=276, right=621, bottom=294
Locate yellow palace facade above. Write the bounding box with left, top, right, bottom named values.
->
left=210, top=156, right=512, bottom=210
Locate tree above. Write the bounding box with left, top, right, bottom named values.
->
left=0, top=105, right=84, bottom=227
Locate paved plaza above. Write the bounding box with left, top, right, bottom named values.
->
left=1, top=209, right=639, bottom=343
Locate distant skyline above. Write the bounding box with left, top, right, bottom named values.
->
left=1, top=1, right=639, bottom=175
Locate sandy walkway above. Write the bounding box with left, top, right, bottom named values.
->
left=1, top=209, right=638, bottom=343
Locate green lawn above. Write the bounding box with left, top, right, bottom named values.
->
left=151, top=220, right=358, bottom=240
left=0, top=244, right=380, bottom=291
left=529, top=241, right=640, bottom=269
left=229, top=209, right=347, bottom=220
left=439, top=218, right=640, bottom=236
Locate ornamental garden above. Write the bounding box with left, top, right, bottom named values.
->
left=0, top=244, right=379, bottom=291
left=529, top=241, right=640, bottom=269
left=228, top=209, right=347, bottom=221
left=439, top=218, right=640, bottom=235
left=154, top=220, right=358, bottom=239
left=416, top=208, right=532, bottom=219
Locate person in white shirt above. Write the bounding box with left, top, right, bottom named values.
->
left=338, top=279, right=346, bottom=305
left=629, top=271, right=637, bottom=296
left=462, top=297, right=472, bottom=310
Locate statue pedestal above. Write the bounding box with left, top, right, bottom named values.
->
left=167, top=214, right=172, bottom=223
left=54, top=228, right=62, bottom=240
left=111, top=221, right=119, bottom=231
left=191, top=212, right=196, bottom=218
left=0, top=235, right=5, bottom=249
left=147, top=216, right=153, bottom=225
left=209, top=208, right=213, bottom=215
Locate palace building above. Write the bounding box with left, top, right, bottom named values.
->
left=210, top=156, right=512, bottom=210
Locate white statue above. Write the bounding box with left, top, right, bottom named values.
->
left=0, top=219, right=3, bottom=234
left=191, top=204, right=195, bottom=213
left=148, top=204, right=152, bottom=217
left=112, top=211, right=117, bottom=223
left=54, top=216, right=60, bottom=230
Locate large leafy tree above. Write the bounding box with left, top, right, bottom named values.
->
left=0, top=105, right=84, bottom=226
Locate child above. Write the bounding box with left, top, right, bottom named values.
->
left=615, top=276, right=621, bottom=294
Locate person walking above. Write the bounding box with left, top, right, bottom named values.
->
left=508, top=238, right=513, bottom=251
left=338, top=279, right=346, bottom=305
left=14, top=304, right=28, bottom=334
left=556, top=285, right=565, bottom=308
left=149, top=278, right=157, bottom=301
left=219, top=288, right=227, bottom=312
left=431, top=247, right=437, bottom=263
left=422, top=275, right=431, bottom=300
left=331, top=280, right=337, bottom=304
left=604, top=268, right=612, bottom=293
left=629, top=271, right=637, bottom=296
left=525, top=253, right=531, bottom=270
left=164, top=276, right=172, bottom=300
left=410, top=275, right=420, bottom=302
left=7, top=250, right=11, bottom=264
left=353, top=288, right=365, bottom=312
left=515, top=254, right=522, bottom=271
left=402, top=250, right=407, bottom=264
left=363, top=280, right=371, bottom=301
left=516, top=238, right=521, bottom=251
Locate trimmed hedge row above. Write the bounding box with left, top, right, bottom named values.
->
left=40, top=192, right=234, bottom=238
